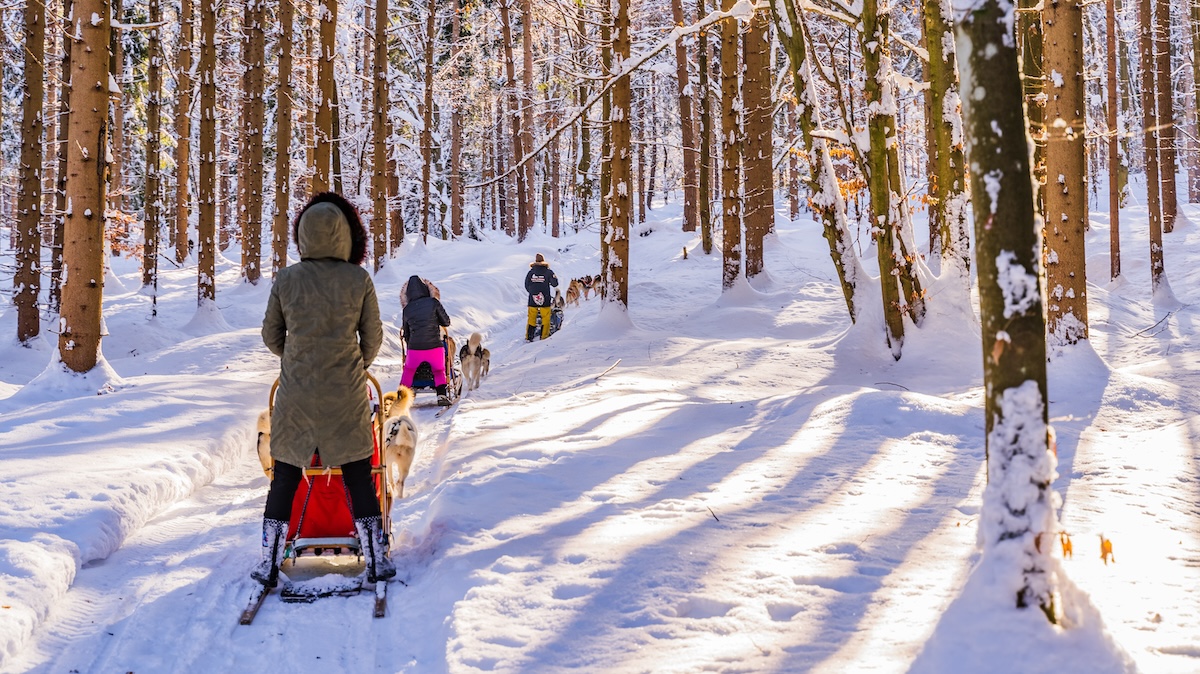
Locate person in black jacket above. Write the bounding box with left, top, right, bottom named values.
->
left=400, top=274, right=453, bottom=405
left=525, top=253, right=559, bottom=341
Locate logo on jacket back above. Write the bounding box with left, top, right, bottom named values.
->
left=531, top=273, right=545, bottom=283
left=533, top=292, right=545, bottom=306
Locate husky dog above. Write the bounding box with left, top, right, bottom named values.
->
left=580, top=275, right=595, bottom=300
left=564, top=279, right=582, bottom=307
left=480, top=347, right=491, bottom=378
left=459, top=332, right=485, bottom=391
left=382, top=386, right=418, bottom=499
left=255, top=410, right=273, bottom=477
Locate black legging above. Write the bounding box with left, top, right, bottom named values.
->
left=263, top=455, right=381, bottom=522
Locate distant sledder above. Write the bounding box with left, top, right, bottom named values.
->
left=399, top=275, right=462, bottom=407
left=525, top=253, right=560, bottom=341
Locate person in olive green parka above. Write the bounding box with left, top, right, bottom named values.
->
left=253, top=192, right=395, bottom=587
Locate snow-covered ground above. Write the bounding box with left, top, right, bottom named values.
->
left=0, top=195, right=1197, bottom=673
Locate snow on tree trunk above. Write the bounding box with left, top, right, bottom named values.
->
left=313, top=0, right=337, bottom=194
left=672, top=0, right=699, bottom=232
left=770, top=0, right=863, bottom=323
left=1154, top=0, right=1177, bottom=233
left=145, top=0, right=162, bottom=301
left=1139, top=0, right=1165, bottom=289
left=60, top=0, right=112, bottom=372
left=371, top=0, right=387, bottom=268
left=421, top=0, right=436, bottom=243
left=198, top=0, right=217, bottom=304
left=16, top=0, right=45, bottom=343
left=742, top=8, right=773, bottom=280
left=924, top=0, right=971, bottom=277
left=173, top=0, right=193, bottom=266
left=1043, top=0, right=1089, bottom=344
left=697, top=0, right=714, bottom=255
left=954, top=0, right=1061, bottom=623
left=241, top=0, right=265, bottom=285
left=275, top=0, right=294, bottom=276
left=862, top=0, right=907, bottom=358
left=607, top=0, right=632, bottom=308
left=720, top=0, right=742, bottom=290
left=1106, top=0, right=1121, bottom=281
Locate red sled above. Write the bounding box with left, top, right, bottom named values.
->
left=266, top=373, right=393, bottom=560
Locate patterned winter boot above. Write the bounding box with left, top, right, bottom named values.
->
left=250, top=518, right=289, bottom=588
left=355, top=516, right=397, bottom=583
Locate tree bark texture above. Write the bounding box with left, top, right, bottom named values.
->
left=145, top=0, right=162, bottom=300
left=275, top=0, right=294, bottom=275
left=198, top=0, right=217, bottom=303
left=924, top=0, right=970, bottom=275
left=371, top=0, right=388, bottom=268
left=1140, top=0, right=1165, bottom=289
left=59, top=0, right=112, bottom=372
left=421, top=0, right=436, bottom=243
left=313, top=0, right=337, bottom=194
left=697, top=0, right=714, bottom=254
left=1155, top=0, right=1176, bottom=232
left=242, top=0, right=265, bottom=284
left=1107, top=0, right=1121, bottom=280
left=720, top=1, right=741, bottom=290
left=672, top=0, right=699, bottom=232
left=954, top=0, right=1058, bottom=624
left=607, top=0, right=631, bottom=307
left=742, top=9, right=773, bottom=279
left=173, top=0, right=193, bottom=265
left=16, top=0, right=45, bottom=342
left=1043, top=0, right=1089, bottom=343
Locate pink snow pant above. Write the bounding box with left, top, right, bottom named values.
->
left=401, top=346, right=447, bottom=387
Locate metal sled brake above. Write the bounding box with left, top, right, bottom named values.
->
left=265, top=372, right=393, bottom=561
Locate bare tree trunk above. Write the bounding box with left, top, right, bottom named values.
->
left=1020, top=0, right=1046, bottom=214
left=742, top=8, right=772, bottom=280
left=50, top=8, right=71, bottom=310
left=242, top=0, right=265, bottom=284
left=421, top=0, right=436, bottom=243
left=1191, top=0, right=1200, bottom=203
left=521, top=0, right=537, bottom=238
left=719, top=1, right=741, bottom=290
left=109, top=0, right=124, bottom=219
left=198, top=0, right=217, bottom=303
left=955, top=0, right=1058, bottom=625
left=788, top=100, right=800, bottom=220
left=313, top=0, right=337, bottom=194
left=145, top=0, right=162, bottom=306
left=173, top=0, right=193, bottom=264
left=449, top=0, right=463, bottom=238
left=924, top=0, right=970, bottom=275
left=607, top=0, right=631, bottom=307
left=59, top=0, right=111, bottom=372
left=575, top=3, right=593, bottom=226
left=1044, top=0, right=1089, bottom=343
left=697, top=0, right=713, bottom=253
left=274, top=0, right=294, bottom=275
left=1108, top=0, right=1121, bottom=279
left=599, top=3, right=612, bottom=286
left=500, top=0, right=529, bottom=240
left=1156, top=0, right=1177, bottom=231
left=16, top=0, right=45, bottom=342
left=863, top=0, right=906, bottom=355
left=370, top=0, right=387, bottom=268
left=671, top=0, right=698, bottom=231
left=1140, top=0, right=1165, bottom=288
